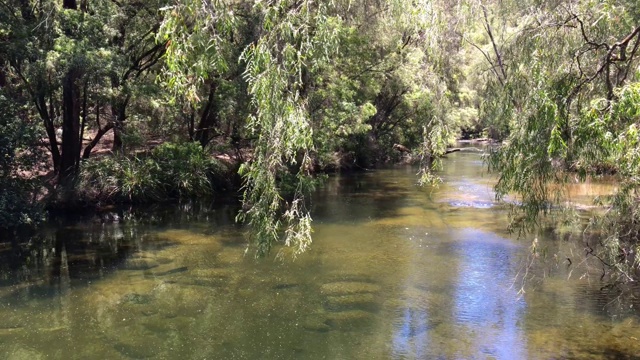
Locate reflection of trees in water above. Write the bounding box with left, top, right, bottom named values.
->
left=0, top=223, right=137, bottom=292
left=127, top=200, right=241, bottom=229
left=0, top=200, right=241, bottom=293
left=313, top=170, right=419, bottom=222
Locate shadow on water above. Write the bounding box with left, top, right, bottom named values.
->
left=313, top=167, right=422, bottom=223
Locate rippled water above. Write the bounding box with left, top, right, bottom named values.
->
left=1, top=150, right=639, bottom=359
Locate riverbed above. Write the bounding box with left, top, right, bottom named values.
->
left=0, top=150, right=638, bottom=359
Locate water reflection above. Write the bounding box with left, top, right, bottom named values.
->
left=392, top=307, right=431, bottom=359
left=451, top=229, right=527, bottom=359
left=388, top=225, right=529, bottom=359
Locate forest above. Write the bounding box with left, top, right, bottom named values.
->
left=1, top=0, right=640, bottom=283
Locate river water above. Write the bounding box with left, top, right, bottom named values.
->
left=1, top=150, right=639, bottom=359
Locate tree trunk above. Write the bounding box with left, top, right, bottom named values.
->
left=35, top=93, right=61, bottom=173
left=0, top=66, right=5, bottom=87
left=59, top=68, right=81, bottom=182
left=111, top=95, right=129, bottom=152
left=18, top=0, right=34, bottom=20
left=83, top=124, right=114, bottom=159
left=194, top=80, right=219, bottom=148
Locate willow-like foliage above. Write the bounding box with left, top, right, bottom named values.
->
left=237, top=1, right=342, bottom=257
left=477, top=0, right=640, bottom=281
left=582, top=83, right=640, bottom=282
left=159, top=0, right=236, bottom=102
left=159, top=0, right=460, bottom=257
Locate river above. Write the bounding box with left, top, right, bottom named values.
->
left=0, top=149, right=638, bottom=359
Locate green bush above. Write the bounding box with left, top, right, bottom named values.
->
left=0, top=179, right=43, bottom=231
left=0, top=95, right=45, bottom=231
left=78, top=142, right=227, bottom=202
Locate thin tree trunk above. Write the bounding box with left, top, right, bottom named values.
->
left=35, top=94, right=61, bottom=173
left=111, top=95, right=129, bottom=152
left=79, top=80, right=88, bottom=160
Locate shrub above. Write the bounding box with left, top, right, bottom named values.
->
left=0, top=94, right=45, bottom=232
left=78, top=142, right=227, bottom=202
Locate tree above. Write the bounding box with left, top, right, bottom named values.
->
left=159, top=0, right=458, bottom=256
left=472, top=0, right=640, bottom=282
left=0, top=0, right=166, bottom=187
left=0, top=92, right=43, bottom=232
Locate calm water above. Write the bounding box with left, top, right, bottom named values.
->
left=1, top=150, right=639, bottom=359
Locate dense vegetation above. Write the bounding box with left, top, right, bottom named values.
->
left=1, top=1, right=639, bottom=281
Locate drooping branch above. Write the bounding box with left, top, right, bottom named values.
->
left=464, top=37, right=504, bottom=86
left=481, top=5, right=507, bottom=84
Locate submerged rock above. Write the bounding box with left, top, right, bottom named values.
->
left=179, top=268, right=235, bottom=288
left=273, top=282, right=299, bottom=290
left=0, top=326, right=24, bottom=337
left=155, top=256, right=174, bottom=265
left=324, top=310, right=374, bottom=329
left=154, top=229, right=220, bottom=247
left=302, top=314, right=332, bottom=333
left=6, top=346, right=44, bottom=360
left=120, top=292, right=153, bottom=305
left=152, top=266, right=189, bottom=277
left=320, top=281, right=381, bottom=296
left=324, top=293, right=378, bottom=312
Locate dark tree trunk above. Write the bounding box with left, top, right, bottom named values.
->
left=18, top=0, right=34, bottom=20
left=59, top=68, right=81, bottom=182
left=35, top=93, right=61, bottom=173
left=0, top=59, right=6, bottom=87
left=194, top=80, right=219, bottom=148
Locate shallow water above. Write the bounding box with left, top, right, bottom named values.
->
left=1, top=150, right=639, bottom=359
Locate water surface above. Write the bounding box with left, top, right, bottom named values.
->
left=1, top=150, right=638, bottom=359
